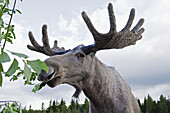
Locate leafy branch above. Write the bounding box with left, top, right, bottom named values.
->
left=2, top=0, right=16, bottom=50
left=0, top=0, right=48, bottom=90
left=0, top=0, right=49, bottom=112
left=0, top=100, right=22, bottom=113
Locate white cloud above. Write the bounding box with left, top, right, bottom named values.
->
left=1, top=0, right=170, bottom=110
left=133, top=83, right=170, bottom=102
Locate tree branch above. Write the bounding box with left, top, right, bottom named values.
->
left=2, top=0, right=17, bottom=51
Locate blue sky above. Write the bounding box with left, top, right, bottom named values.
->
left=0, top=0, right=170, bottom=109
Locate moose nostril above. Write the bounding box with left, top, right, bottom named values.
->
left=37, top=69, right=47, bottom=81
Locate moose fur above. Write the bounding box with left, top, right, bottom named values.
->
left=38, top=46, right=140, bottom=113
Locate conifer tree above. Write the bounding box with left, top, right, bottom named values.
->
left=58, top=99, right=67, bottom=113
left=158, top=95, right=168, bottom=113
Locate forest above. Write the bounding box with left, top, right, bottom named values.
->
left=2, top=94, right=169, bottom=113
left=22, top=98, right=89, bottom=113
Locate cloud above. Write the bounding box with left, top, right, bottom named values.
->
left=78, top=0, right=170, bottom=101
left=1, top=0, right=170, bottom=110
left=52, top=0, right=170, bottom=105
left=133, top=83, right=170, bottom=102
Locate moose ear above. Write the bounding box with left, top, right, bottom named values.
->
left=74, top=50, right=86, bottom=60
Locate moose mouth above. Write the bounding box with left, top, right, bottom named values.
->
left=44, top=70, right=62, bottom=88
left=47, top=76, right=61, bottom=87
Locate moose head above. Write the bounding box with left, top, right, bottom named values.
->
left=27, top=3, right=144, bottom=113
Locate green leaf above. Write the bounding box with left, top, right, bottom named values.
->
left=5, top=59, right=18, bottom=77
left=6, top=37, right=13, bottom=44
left=24, top=63, right=31, bottom=81
left=0, top=50, right=10, bottom=63
left=32, top=84, right=40, bottom=93
left=9, top=51, right=28, bottom=59
left=32, top=83, right=46, bottom=93
left=27, top=59, right=48, bottom=74
left=15, top=9, right=21, bottom=14
left=11, top=30, right=16, bottom=39
left=0, top=8, right=3, bottom=18
left=10, top=75, right=18, bottom=81
left=0, top=63, right=3, bottom=72
left=5, top=0, right=9, bottom=5
left=24, top=80, right=33, bottom=85
left=0, top=72, right=2, bottom=87
left=30, top=72, right=37, bottom=81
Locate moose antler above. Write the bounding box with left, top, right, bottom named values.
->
left=27, top=25, right=68, bottom=56
left=27, top=3, right=144, bottom=56
left=81, top=3, right=144, bottom=54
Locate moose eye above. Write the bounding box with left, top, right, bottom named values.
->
left=76, top=53, right=85, bottom=59
left=76, top=53, right=85, bottom=60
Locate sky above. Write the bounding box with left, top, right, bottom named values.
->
left=0, top=0, right=170, bottom=110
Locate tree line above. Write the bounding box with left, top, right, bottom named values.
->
left=22, top=99, right=89, bottom=113
left=20, top=94, right=170, bottom=113
left=138, top=94, right=170, bottom=113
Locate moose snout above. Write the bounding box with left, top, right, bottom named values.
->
left=38, top=67, right=55, bottom=82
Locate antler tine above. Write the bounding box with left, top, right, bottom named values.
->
left=27, top=24, right=67, bottom=56
left=131, top=18, right=144, bottom=32
left=108, top=3, right=117, bottom=34
left=81, top=3, right=145, bottom=54
left=42, top=25, right=51, bottom=51
left=81, top=3, right=117, bottom=54
left=51, top=40, right=69, bottom=55
left=106, top=7, right=144, bottom=49
left=121, top=8, right=135, bottom=33
left=81, top=11, right=100, bottom=41
left=28, top=31, right=41, bottom=48
left=27, top=32, right=45, bottom=54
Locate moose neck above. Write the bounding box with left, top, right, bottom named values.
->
left=82, top=57, right=116, bottom=113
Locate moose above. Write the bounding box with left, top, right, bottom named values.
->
left=27, top=3, right=144, bottom=113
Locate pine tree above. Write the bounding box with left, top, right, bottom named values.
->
left=146, top=95, right=154, bottom=113
left=28, top=105, right=33, bottom=112
left=152, top=100, right=158, bottom=113
left=84, top=99, right=89, bottom=112
left=49, top=100, right=52, bottom=107
left=158, top=95, right=168, bottom=113
left=41, top=102, right=45, bottom=111
left=137, top=99, right=143, bottom=113
left=141, top=97, right=147, bottom=113
left=81, top=98, right=89, bottom=113
left=69, top=99, right=76, bottom=111
left=167, top=96, right=170, bottom=113
left=49, top=108, right=54, bottom=113
left=58, top=99, right=67, bottom=113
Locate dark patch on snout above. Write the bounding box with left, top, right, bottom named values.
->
left=47, top=76, right=61, bottom=87
left=47, top=70, right=55, bottom=80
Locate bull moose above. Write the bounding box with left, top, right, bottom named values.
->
left=27, top=3, right=144, bottom=113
